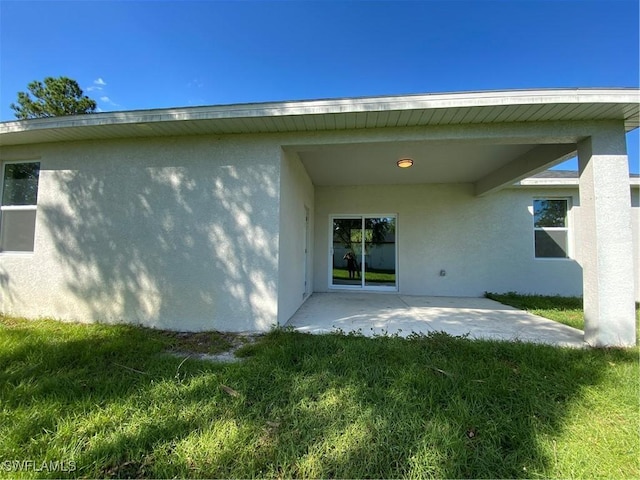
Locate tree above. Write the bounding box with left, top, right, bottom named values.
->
left=534, top=199, right=567, bottom=227
left=333, top=217, right=395, bottom=252
left=10, top=76, right=97, bottom=119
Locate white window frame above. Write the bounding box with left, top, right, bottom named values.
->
left=532, top=197, right=571, bottom=260
left=0, top=160, right=40, bottom=254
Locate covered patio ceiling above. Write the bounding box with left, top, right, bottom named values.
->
left=293, top=140, right=558, bottom=186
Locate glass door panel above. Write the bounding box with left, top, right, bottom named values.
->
left=332, top=218, right=363, bottom=287
left=363, top=217, right=396, bottom=288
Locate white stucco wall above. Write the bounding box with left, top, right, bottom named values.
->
left=277, top=150, right=314, bottom=324
left=314, top=184, right=590, bottom=297
left=0, top=135, right=282, bottom=331
left=2, top=127, right=637, bottom=332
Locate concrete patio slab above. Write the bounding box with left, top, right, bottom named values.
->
left=285, top=293, right=587, bottom=348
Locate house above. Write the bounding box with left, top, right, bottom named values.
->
left=0, top=88, right=638, bottom=346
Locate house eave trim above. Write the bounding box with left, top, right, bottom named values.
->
left=1, top=87, right=638, bottom=146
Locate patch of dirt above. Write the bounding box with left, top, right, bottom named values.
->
left=160, top=330, right=262, bottom=363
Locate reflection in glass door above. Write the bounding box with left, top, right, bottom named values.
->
left=331, top=216, right=397, bottom=290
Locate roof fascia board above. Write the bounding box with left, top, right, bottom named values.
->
left=2, top=88, right=638, bottom=134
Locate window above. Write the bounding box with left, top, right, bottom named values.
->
left=0, top=162, right=40, bottom=252
left=533, top=198, right=569, bottom=258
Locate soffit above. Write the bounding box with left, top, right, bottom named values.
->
left=0, top=88, right=638, bottom=147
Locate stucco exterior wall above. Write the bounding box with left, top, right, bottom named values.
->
left=277, top=150, right=314, bottom=324
left=314, top=184, right=588, bottom=297
left=1, top=128, right=637, bottom=332
left=1, top=135, right=282, bottom=331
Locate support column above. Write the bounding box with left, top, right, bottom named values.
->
left=577, top=122, right=636, bottom=347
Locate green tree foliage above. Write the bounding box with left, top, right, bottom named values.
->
left=1, top=163, right=40, bottom=206
left=333, top=217, right=395, bottom=252
left=10, top=76, right=97, bottom=119
left=534, top=199, right=567, bottom=227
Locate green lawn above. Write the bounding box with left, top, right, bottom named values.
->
left=332, top=267, right=396, bottom=283
left=1, top=299, right=638, bottom=478
left=486, top=291, right=586, bottom=329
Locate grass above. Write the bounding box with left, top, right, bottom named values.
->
left=485, top=291, right=586, bottom=329
left=332, top=267, right=396, bottom=283
left=1, top=300, right=638, bottom=479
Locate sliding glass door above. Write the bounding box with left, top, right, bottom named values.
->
left=331, top=215, right=397, bottom=290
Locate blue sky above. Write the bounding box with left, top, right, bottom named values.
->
left=1, top=0, right=638, bottom=171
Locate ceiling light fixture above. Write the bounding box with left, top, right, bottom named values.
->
left=396, top=158, right=414, bottom=168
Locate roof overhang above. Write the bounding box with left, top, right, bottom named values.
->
left=0, top=88, right=638, bottom=147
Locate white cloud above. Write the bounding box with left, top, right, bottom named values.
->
left=187, top=78, right=204, bottom=88
left=86, top=78, right=121, bottom=109
left=87, top=78, right=107, bottom=91
left=99, top=96, right=120, bottom=107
